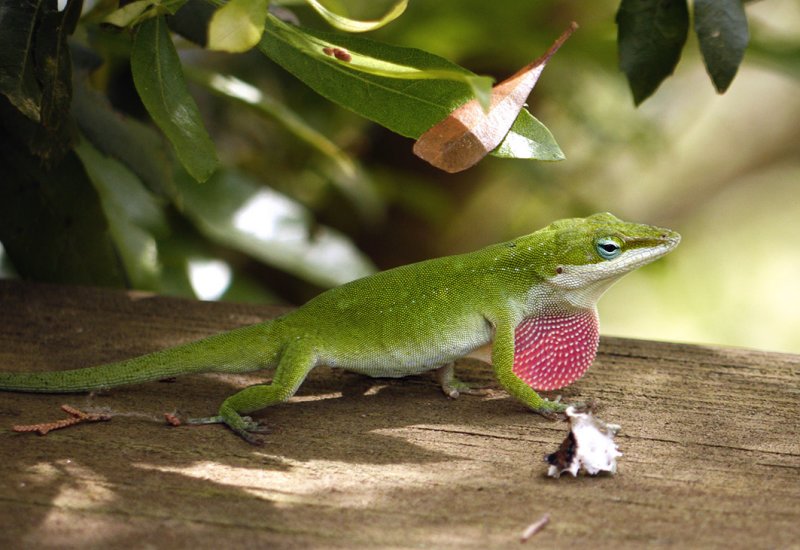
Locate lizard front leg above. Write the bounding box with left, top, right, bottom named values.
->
left=490, top=320, right=566, bottom=416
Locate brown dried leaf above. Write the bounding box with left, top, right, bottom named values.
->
left=413, top=22, right=577, bottom=173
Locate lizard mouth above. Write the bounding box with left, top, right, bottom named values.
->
left=605, top=238, right=678, bottom=274
left=549, top=231, right=680, bottom=292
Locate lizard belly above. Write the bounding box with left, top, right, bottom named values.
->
left=322, top=316, right=493, bottom=378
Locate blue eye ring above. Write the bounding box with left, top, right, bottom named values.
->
left=596, top=237, right=622, bottom=260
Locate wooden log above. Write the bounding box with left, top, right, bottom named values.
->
left=0, top=280, right=797, bottom=548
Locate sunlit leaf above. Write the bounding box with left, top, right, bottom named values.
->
left=616, top=0, right=689, bottom=105
left=131, top=16, right=219, bottom=182
left=494, top=111, right=564, bottom=161
left=694, top=0, right=749, bottom=93
left=413, top=23, right=575, bottom=173
left=104, top=0, right=187, bottom=28
left=261, top=14, right=494, bottom=116
left=81, top=0, right=126, bottom=24
left=0, top=241, right=17, bottom=278
left=104, top=0, right=155, bottom=28
left=184, top=67, right=382, bottom=220
left=175, top=6, right=560, bottom=160
left=208, top=0, right=269, bottom=53
left=73, top=77, right=175, bottom=199
left=175, top=169, right=375, bottom=287
left=305, top=0, right=407, bottom=33
left=76, top=141, right=168, bottom=290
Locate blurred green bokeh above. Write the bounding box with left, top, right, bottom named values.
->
left=1, top=0, right=798, bottom=353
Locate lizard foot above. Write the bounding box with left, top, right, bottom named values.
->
left=443, top=381, right=492, bottom=399
left=532, top=396, right=569, bottom=419
left=186, top=413, right=270, bottom=446
left=435, top=363, right=490, bottom=399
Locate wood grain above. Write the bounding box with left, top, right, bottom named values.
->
left=0, top=280, right=797, bottom=548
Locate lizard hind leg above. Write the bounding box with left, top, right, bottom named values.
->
left=435, top=363, right=490, bottom=399
left=188, top=341, right=318, bottom=445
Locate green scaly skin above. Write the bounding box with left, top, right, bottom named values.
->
left=0, top=213, right=680, bottom=444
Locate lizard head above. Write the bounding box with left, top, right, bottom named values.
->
left=508, top=212, right=680, bottom=390
left=526, top=212, right=680, bottom=308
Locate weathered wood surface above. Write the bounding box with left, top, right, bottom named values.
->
left=0, top=280, right=798, bottom=549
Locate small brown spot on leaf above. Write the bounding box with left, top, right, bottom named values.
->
left=333, top=48, right=352, bottom=62
left=323, top=47, right=352, bottom=62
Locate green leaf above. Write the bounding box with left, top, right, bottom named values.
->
left=175, top=169, right=376, bottom=287
left=31, top=0, right=81, bottom=162
left=494, top=111, right=564, bottom=161
left=0, top=0, right=43, bottom=121
left=208, top=0, right=269, bottom=53
left=305, top=0, right=407, bottom=33
left=104, top=0, right=156, bottom=27
left=73, top=77, right=176, bottom=199
left=82, top=0, right=127, bottom=24
left=260, top=15, right=553, bottom=159
left=184, top=67, right=383, bottom=220
left=0, top=0, right=81, bottom=162
left=0, top=240, right=17, bottom=278
left=131, top=16, right=219, bottom=182
left=166, top=0, right=216, bottom=47
left=104, top=0, right=187, bottom=27
left=261, top=15, right=495, bottom=119
left=0, top=133, right=126, bottom=286
left=616, top=0, right=689, bottom=105
left=414, top=24, right=574, bottom=172
left=694, top=0, right=749, bottom=93
left=76, top=140, right=169, bottom=290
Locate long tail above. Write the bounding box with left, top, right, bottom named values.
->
left=0, top=322, right=282, bottom=393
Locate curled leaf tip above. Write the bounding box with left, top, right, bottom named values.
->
left=537, top=21, right=579, bottom=65
left=413, top=22, right=576, bottom=173
left=306, top=0, right=407, bottom=33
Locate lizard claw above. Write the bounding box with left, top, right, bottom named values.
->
left=532, top=397, right=569, bottom=419
left=240, top=416, right=271, bottom=434
left=436, top=363, right=489, bottom=399
left=185, top=413, right=270, bottom=445
left=234, top=417, right=269, bottom=445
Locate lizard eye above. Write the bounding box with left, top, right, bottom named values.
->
left=596, top=237, right=622, bottom=260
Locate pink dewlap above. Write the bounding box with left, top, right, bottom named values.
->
left=512, top=309, right=599, bottom=390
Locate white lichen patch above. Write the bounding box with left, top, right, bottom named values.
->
left=546, top=406, right=621, bottom=478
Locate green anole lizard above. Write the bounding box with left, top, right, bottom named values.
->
left=0, top=213, right=679, bottom=444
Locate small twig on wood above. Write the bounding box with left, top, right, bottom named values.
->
left=520, top=513, right=550, bottom=543
left=164, top=412, right=183, bottom=426
left=12, top=405, right=112, bottom=435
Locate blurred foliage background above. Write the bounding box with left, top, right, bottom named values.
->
left=1, top=0, right=798, bottom=353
